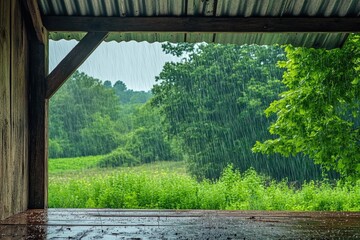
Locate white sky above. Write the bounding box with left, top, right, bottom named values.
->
left=49, top=40, right=180, bottom=91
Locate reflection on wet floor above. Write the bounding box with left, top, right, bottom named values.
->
left=1, top=209, right=360, bottom=239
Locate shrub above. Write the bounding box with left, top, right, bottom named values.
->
left=125, top=127, right=173, bottom=163
left=98, top=148, right=139, bottom=168
left=48, top=138, right=65, bottom=158
left=49, top=161, right=360, bottom=211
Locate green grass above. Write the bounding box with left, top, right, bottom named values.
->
left=49, top=156, right=186, bottom=177
left=49, top=155, right=101, bottom=173
left=49, top=157, right=360, bottom=211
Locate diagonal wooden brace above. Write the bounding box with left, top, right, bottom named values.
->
left=45, top=31, right=108, bottom=99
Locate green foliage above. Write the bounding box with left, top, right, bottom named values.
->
left=124, top=103, right=181, bottom=163
left=49, top=161, right=360, bottom=211
left=125, top=127, right=172, bottom=163
left=113, top=80, right=152, bottom=104
left=49, top=71, right=163, bottom=160
left=49, top=155, right=101, bottom=174
left=48, top=138, right=66, bottom=157
left=153, top=43, right=328, bottom=181
left=253, top=34, right=360, bottom=180
left=162, top=42, right=195, bottom=57
left=79, top=113, right=121, bottom=155
left=49, top=71, right=122, bottom=157
left=49, top=39, right=359, bottom=183
left=98, top=147, right=139, bottom=168
left=49, top=156, right=187, bottom=175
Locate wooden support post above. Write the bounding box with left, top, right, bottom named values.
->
left=23, top=0, right=46, bottom=44
left=28, top=30, right=106, bottom=207
left=0, top=0, right=11, bottom=220
left=28, top=30, right=48, bottom=209
left=46, top=32, right=108, bottom=99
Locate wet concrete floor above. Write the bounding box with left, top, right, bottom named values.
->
left=0, top=209, right=360, bottom=239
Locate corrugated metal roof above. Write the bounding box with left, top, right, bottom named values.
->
left=40, top=0, right=360, bottom=48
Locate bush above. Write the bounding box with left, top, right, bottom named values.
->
left=98, top=148, right=139, bottom=168
left=125, top=127, right=173, bottom=163
left=49, top=139, right=64, bottom=158
left=49, top=163, right=360, bottom=211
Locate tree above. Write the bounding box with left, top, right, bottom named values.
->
left=49, top=71, right=122, bottom=157
left=49, top=71, right=174, bottom=162
left=103, top=80, right=112, bottom=88
left=253, top=34, right=360, bottom=180
left=113, top=80, right=152, bottom=104
left=79, top=113, right=121, bottom=156
left=114, top=80, right=127, bottom=92
left=152, top=43, right=325, bottom=180
left=124, top=103, right=178, bottom=163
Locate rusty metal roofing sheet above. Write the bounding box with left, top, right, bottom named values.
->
left=40, top=0, right=360, bottom=48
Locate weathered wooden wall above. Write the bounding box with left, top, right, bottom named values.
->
left=0, top=0, right=30, bottom=220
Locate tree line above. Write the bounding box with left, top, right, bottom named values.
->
left=49, top=72, right=177, bottom=165
left=49, top=35, right=359, bottom=181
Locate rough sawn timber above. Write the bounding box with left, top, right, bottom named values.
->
left=45, top=31, right=108, bottom=99
left=0, top=209, right=360, bottom=239
left=43, top=16, right=360, bottom=33
left=0, top=0, right=30, bottom=221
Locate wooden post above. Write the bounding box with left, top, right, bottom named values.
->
left=0, top=0, right=11, bottom=220
left=28, top=30, right=48, bottom=209
left=24, top=0, right=46, bottom=44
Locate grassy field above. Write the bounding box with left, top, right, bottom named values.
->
left=49, top=156, right=186, bottom=178
left=49, top=156, right=360, bottom=211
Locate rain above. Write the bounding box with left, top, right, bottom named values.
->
left=47, top=38, right=360, bottom=211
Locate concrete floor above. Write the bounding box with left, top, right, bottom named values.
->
left=0, top=209, right=360, bottom=239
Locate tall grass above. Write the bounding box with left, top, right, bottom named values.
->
left=49, top=163, right=360, bottom=211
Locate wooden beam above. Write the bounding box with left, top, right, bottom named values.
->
left=28, top=30, right=48, bottom=209
left=43, top=16, right=360, bottom=33
left=23, top=0, right=46, bottom=44
left=45, top=32, right=108, bottom=99
left=0, top=0, right=11, bottom=220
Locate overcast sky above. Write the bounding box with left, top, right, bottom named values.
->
left=49, top=40, right=180, bottom=91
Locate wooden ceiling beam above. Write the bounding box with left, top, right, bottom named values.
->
left=23, top=0, right=46, bottom=44
left=45, top=32, right=108, bottom=99
left=43, top=16, right=360, bottom=33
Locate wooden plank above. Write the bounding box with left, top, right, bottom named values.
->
left=28, top=29, right=48, bottom=209
left=43, top=16, right=360, bottom=33
left=45, top=32, right=108, bottom=99
left=23, top=0, right=46, bottom=44
left=11, top=0, right=29, bottom=216
left=0, top=0, right=11, bottom=221
left=1, top=210, right=360, bottom=239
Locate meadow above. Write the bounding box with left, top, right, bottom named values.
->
left=49, top=156, right=360, bottom=211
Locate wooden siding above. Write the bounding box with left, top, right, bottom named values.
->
left=0, top=0, right=29, bottom=220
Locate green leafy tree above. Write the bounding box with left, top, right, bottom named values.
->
left=152, top=43, right=323, bottom=180
left=124, top=127, right=170, bottom=163
left=113, top=80, right=152, bottom=104
left=129, top=91, right=152, bottom=104
left=50, top=71, right=173, bottom=161
left=253, top=35, right=360, bottom=180
left=79, top=113, right=121, bottom=156
left=49, top=71, right=122, bottom=157
left=103, top=80, right=112, bottom=88
left=124, top=103, right=177, bottom=163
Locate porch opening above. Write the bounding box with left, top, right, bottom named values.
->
left=47, top=38, right=358, bottom=211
